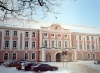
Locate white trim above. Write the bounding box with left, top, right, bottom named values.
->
left=50, top=39, right=56, bottom=47
left=31, top=52, right=36, bottom=60
left=12, top=52, right=17, bottom=61
left=43, top=39, right=49, bottom=47
left=57, top=40, right=62, bottom=48
left=24, top=52, right=29, bottom=60
left=64, top=40, right=69, bottom=48
left=3, top=52, right=9, bottom=61
left=54, top=51, right=62, bottom=62
left=24, top=41, right=29, bottom=48
left=22, top=31, right=24, bottom=50
left=40, top=30, right=42, bottom=48
left=43, top=32, right=48, bottom=38
left=4, top=40, right=10, bottom=48
left=57, top=33, right=62, bottom=39
left=87, top=53, right=91, bottom=60
left=32, top=31, right=36, bottom=38
left=1, top=30, right=4, bottom=50
left=92, top=53, right=96, bottom=60
left=12, top=40, right=18, bottom=48
left=18, top=31, right=20, bottom=50
left=51, top=33, right=55, bottom=38
left=82, top=36, right=84, bottom=51
left=80, top=53, right=84, bottom=60
left=29, top=32, right=32, bottom=50
left=12, top=30, right=18, bottom=37
left=10, top=30, right=12, bottom=50
left=64, top=34, right=68, bottom=39
left=32, top=41, right=36, bottom=49
left=77, top=35, right=79, bottom=51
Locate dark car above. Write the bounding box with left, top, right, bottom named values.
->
left=31, top=64, right=58, bottom=72
left=18, top=59, right=28, bottom=63
left=94, top=60, right=100, bottom=64
left=24, top=62, right=39, bottom=71
left=6, top=61, right=19, bottom=67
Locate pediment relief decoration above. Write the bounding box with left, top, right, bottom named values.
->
left=49, top=23, right=63, bottom=30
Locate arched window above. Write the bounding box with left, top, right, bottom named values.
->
left=25, top=53, right=28, bottom=60
left=44, top=40, right=47, bottom=47
left=12, top=53, right=16, bottom=60
left=65, top=41, right=67, bottom=48
left=4, top=53, right=8, bottom=60
left=32, top=53, right=35, bottom=60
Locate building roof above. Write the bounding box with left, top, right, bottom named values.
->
left=0, top=18, right=100, bottom=34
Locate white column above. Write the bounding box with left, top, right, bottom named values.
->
left=90, top=36, right=92, bottom=51
left=29, top=32, right=32, bottom=50
left=22, top=32, right=24, bottom=50
left=77, top=35, right=79, bottom=51
left=18, top=31, right=20, bottom=50
left=40, top=30, right=42, bottom=47
left=74, top=50, right=77, bottom=61
left=1, top=30, right=4, bottom=50
left=42, top=48, right=45, bottom=61
left=70, top=33, right=72, bottom=48
left=82, top=36, right=84, bottom=51
left=10, top=30, right=12, bottom=50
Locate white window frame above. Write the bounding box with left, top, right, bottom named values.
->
left=3, top=53, right=9, bottom=61
left=4, top=40, right=10, bottom=48
left=12, top=53, right=17, bottom=60
left=57, top=40, right=62, bottom=48
left=87, top=44, right=90, bottom=50
left=87, top=36, right=89, bottom=40
left=25, top=41, right=29, bottom=48
left=91, top=37, right=94, bottom=41
left=79, top=43, right=82, bottom=49
left=43, top=39, right=48, bottom=47
left=64, top=40, right=68, bottom=48
left=88, top=54, right=91, bottom=60
left=13, top=31, right=17, bottom=36
left=24, top=52, right=29, bottom=60
left=44, top=32, right=48, bottom=38
left=50, top=40, right=55, bottom=47
left=79, top=36, right=81, bottom=40
left=32, top=32, right=36, bottom=38
left=92, top=54, right=96, bottom=60
left=5, top=30, right=10, bottom=36
left=25, top=32, right=29, bottom=37
left=31, top=52, right=36, bottom=60
left=58, top=34, right=62, bottom=38
left=64, top=34, right=68, bottom=39
left=13, top=40, right=17, bottom=48
left=51, top=33, right=55, bottom=38
left=92, top=44, right=94, bottom=50
left=32, top=41, right=36, bottom=48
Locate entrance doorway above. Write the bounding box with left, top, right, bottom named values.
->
left=46, top=53, right=51, bottom=62
left=56, top=53, right=61, bottom=62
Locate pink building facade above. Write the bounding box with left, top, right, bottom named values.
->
left=0, top=19, right=100, bottom=63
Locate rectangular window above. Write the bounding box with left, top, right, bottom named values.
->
left=51, top=40, right=54, bottom=47
left=87, top=36, right=89, bottom=40
left=58, top=41, right=61, bottom=48
left=65, top=41, right=67, bottom=48
left=14, top=31, right=17, bottom=36
left=32, top=32, right=35, bottom=37
left=44, top=40, right=47, bottom=47
left=25, top=32, right=29, bottom=37
left=5, top=41, right=9, bottom=48
left=64, top=35, right=67, bottom=38
left=44, top=33, right=47, bottom=37
left=74, top=44, right=77, bottom=48
left=6, top=30, right=9, bottom=36
left=79, top=44, right=82, bottom=49
left=4, top=53, right=8, bottom=60
left=91, top=37, right=93, bottom=41
left=58, top=34, right=61, bottom=37
left=92, top=44, right=94, bottom=49
left=99, top=37, right=100, bottom=41
left=12, top=53, right=16, bottom=60
left=88, top=54, right=90, bottom=59
left=51, top=34, right=54, bottom=37
left=13, top=41, right=17, bottom=48
left=87, top=44, right=90, bottom=49
left=25, top=53, right=28, bottom=60
left=25, top=41, right=28, bottom=48
left=32, top=42, right=35, bottom=48
left=93, top=54, right=95, bottom=59
left=79, top=36, right=81, bottom=40
left=32, top=53, right=35, bottom=59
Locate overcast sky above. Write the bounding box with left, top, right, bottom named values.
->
left=32, top=0, right=100, bottom=27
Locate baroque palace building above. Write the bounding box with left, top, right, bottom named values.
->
left=0, top=18, right=100, bottom=63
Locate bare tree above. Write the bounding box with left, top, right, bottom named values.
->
left=0, top=0, right=67, bottom=21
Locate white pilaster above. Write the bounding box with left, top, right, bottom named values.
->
left=22, top=32, right=24, bottom=50
left=82, top=36, right=84, bottom=51
left=77, top=35, right=79, bottom=51
left=1, top=30, right=4, bottom=50
left=40, top=30, right=42, bottom=48
left=29, top=32, right=32, bottom=50
left=70, top=33, right=72, bottom=48
left=74, top=50, right=77, bottom=61
left=42, top=48, right=45, bottom=61
left=90, top=36, right=92, bottom=51
left=18, top=31, right=20, bottom=50
left=10, top=30, right=12, bottom=50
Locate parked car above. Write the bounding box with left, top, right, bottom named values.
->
left=31, top=63, right=58, bottom=72
left=94, top=60, right=100, bottom=64
left=18, top=59, right=28, bottom=63
left=6, top=61, right=19, bottom=67
left=3, top=60, right=12, bottom=66
left=24, top=62, right=39, bottom=71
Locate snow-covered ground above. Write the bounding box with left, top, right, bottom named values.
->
left=0, top=61, right=100, bottom=73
